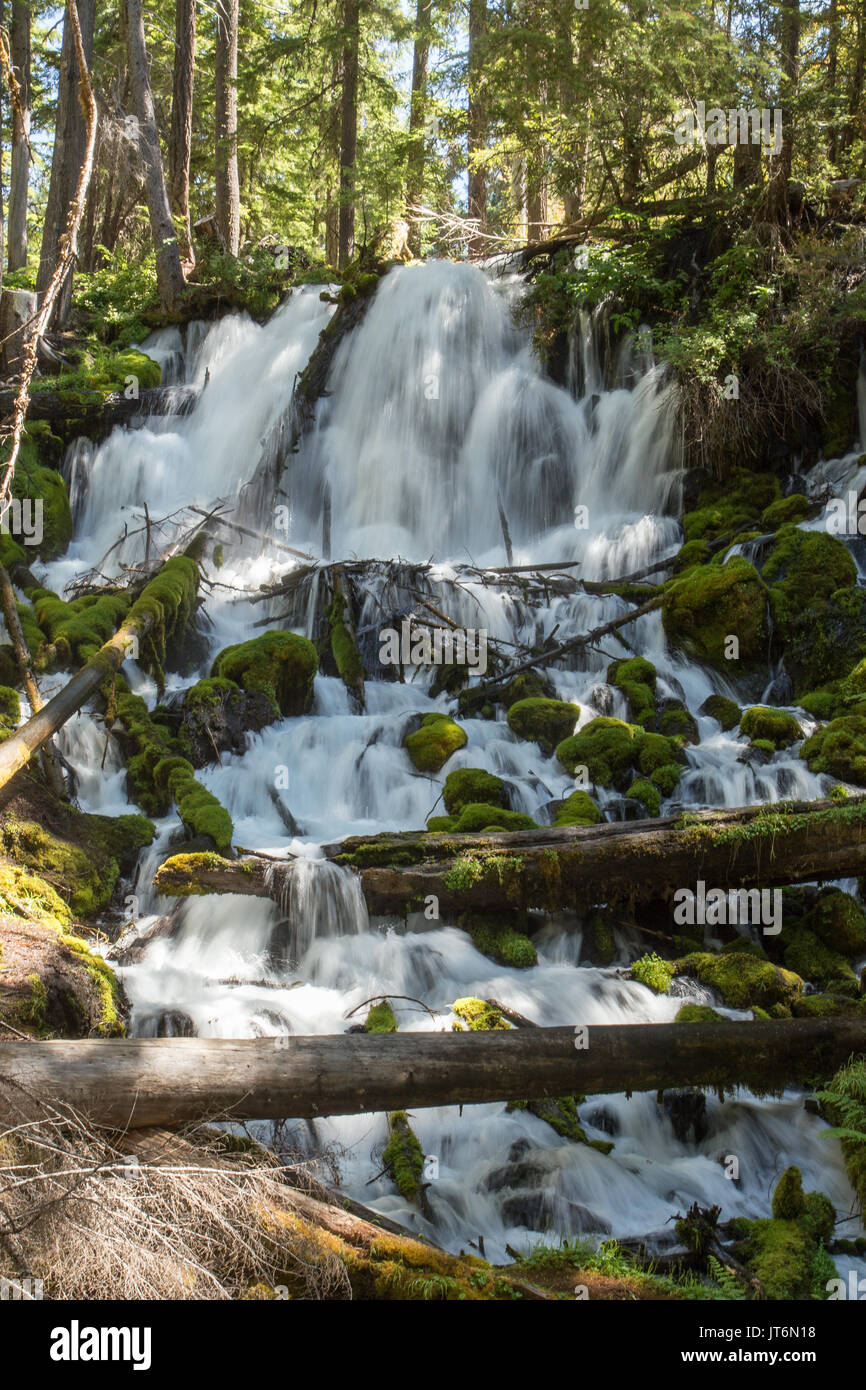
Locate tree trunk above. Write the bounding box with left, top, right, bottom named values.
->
left=338, top=0, right=360, bottom=267
left=214, top=0, right=240, bottom=256
left=126, top=0, right=187, bottom=311
left=7, top=0, right=31, bottom=272
left=406, top=0, right=433, bottom=257
left=35, top=0, right=96, bottom=315
left=168, top=0, right=196, bottom=267
left=827, top=0, right=839, bottom=165
left=467, top=0, right=487, bottom=256
left=2, top=1018, right=863, bottom=1129
left=766, top=0, right=799, bottom=225
left=154, top=796, right=866, bottom=916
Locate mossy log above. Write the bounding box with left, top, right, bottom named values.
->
left=2, top=1018, right=865, bottom=1128
left=0, top=385, right=198, bottom=437
left=155, top=796, right=866, bottom=915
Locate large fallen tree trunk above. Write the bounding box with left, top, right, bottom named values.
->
left=154, top=796, right=866, bottom=915
left=0, top=542, right=203, bottom=798
left=0, top=384, right=199, bottom=437
left=1, top=1018, right=863, bottom=1129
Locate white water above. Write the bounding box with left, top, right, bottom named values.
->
left=37, top=262, right=865, bottom=1269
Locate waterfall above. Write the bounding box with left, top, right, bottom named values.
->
left=46, top=261, right=862, bottom=1266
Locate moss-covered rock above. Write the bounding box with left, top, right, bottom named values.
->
left=326, top=590, right=365, bottom=704
left=555, top=716, right=641, bottom=788
left=658, top=700, right=700, bottom=744
left=499, top=670, right=556, bottom=708
left=675, top=951, right=803, bottom=1009
left=804, top=887, right=866, bottom=957
left=675, top=1003, right=724, bottom=1022
left=0, top=813, right=154, bottom=919
left=682, top=469, right=779, bottom=543
left=782, top=927, right=859, bottom=994
left=740, top=706, right=804, bottom=748
left=553, top=790, right=603, bottom=826
left=179, top=676, right=278, bottom=765
left=506, top=1095, right=613, bottom=1153
left=802, top=715, right=866, bottom=785
left=606, top=657, right=656, bottom=726
left=731, top=1168, right=836, bottom=1301
left=6, top=439, right=73, bottom=562
left=442, top=767, right=505, bottom=816
left=662, top=555, right=768, bottom=669
left=761, top=494, right=815, bottom=530
left=507, top=697, right=580, bottom=753
left=627, top=778, right=661, bottom=818
left=0, top=909, right=124, bottom=1037
left=785, top=587, right=866, bottom=695
left=365, top=1001, right=398, bottom=1033
left=211, top=630, right=318, bottom=717
left=382, top=1110, right=424, bottom=1201
left=451, top=997, right=512, bottom=1031
left=449, top=803, right=537, bottom=832
left=763, top=525, right=857, bottom=638
left=630, top=952, right=675, bottom=993
left=460, top=913, right=538, bottom=967
left=405, top=713, right=467, bottom=773
left=699, top=694, right=741, bottom=730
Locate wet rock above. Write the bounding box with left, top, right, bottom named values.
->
left=157, top=1009, right=196, bottom=1037
left=662, top=1088, right=708, bottom=1144
left=584, top=1106, right=619, bottom=1136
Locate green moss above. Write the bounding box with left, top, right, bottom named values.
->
left=673, top=538, right=712, bottom=573
left=499, top=671, right=555, bottom=708
left=553, top=790, right=603, bottom=826
left=637, top=731, right=682, bottom=774
left=153, top=756, right=233, bottom=852
left=211, top=630, right=318, bottom=717
left=740, top=706, right=803, bottom=748
left=0, top=818, right=124, bottom=918
left=649, top=762, right=682, bottom=796
left=0, top=685, right=20, bottom=731
left=30, top=587, right=131, bottom=668
left=607, top=657, right=657, bottom=726
left=819, top=1058, right=866, bottom=1215
left=426, top=814, right=456, bottom=831
left=782, top=927, right=859, bottom=994
left=405, top=713, right=467, bottom=773
left=59, top=931, right=125, bottom=1036
left=700, top=694, right=741, bottom=730
left=733, top=1168, right=835, bottom=1301
left=327, top=591, right=365, bottom=701
left=662, top=555, right=768, bottom=669
left=506, top=697, right=581, bottom=753
left=507, top=1095, right=613, bottom=1152
left=19, top=972, right=48, bottom=1030
left=802, top=714, right=866, bottom=785
left=452, top=803, right=537, bottom=833
left=627, top=778, right=661, bottom=818
left=763, top=525, right=857, bottom=638
left=0, top=863, right=73, bottom=927
left=761, top=494, right=815, bottom=530
left=798, top=686, right=842, bottom=720
left=7, top=439, right=74, bottom=561
left=772, top=1165, right=805, bottom=1220
left=805, top=887, right=866, bottom=957
left=675, top=951, right=803, bottom=1009
left=465, top=917, right=537, bottom=967
left=382, top=1111, right=424, bottom=1202
left=683, top=469, right=779, bottom=543
left=675, top=1003, right=724, bottom=1022
left=555, top=716, right=641, bottom=788
left=442, top=767, right=505, bottom=816
left=786, top=587, right=866, bottom=694
left=658, top=702, right=699, bottom=744
left=451, top=997, right=512, bottom=1031
left=365, top=1001, right=398, bottom=1033
left=791, top=993, right=866, bottom=1018
left=630, top=952, right=674, bottom=994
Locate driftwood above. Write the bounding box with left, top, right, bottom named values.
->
left=152, top=796, right=866, bottom=916
left=1, top=1018, right=863, bottom=1129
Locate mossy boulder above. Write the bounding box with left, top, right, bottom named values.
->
left=739, top=706, right=803, bottom=748
left=451, top=997, right=512, bottom=1031
left=675, top=1003, right=724, bottom=1022
left=802, top=715, right=866, bottom=785
left=627, top=778, right=661, bottom=818
left=553, top=790, right=603, bottom=826
left=404, top=713, right=468, bottom=773
left=699, top=694, right=741, bottom=731
left=782, top=927, right=859, bottom=994
left=211, top=630, right=318, bottom=718
left=0, top=813, right=155, bottom=919
left=674, top=951, right=803, bottom=1010
left=507, top=697, right=580, bottom=754
left=499, top=671, right=556, bottom=708
left=682, top=469, right=779, bottom=543
left=630, top=952, right=675, bottom=994
left=505, top=1095, right=613, bottom=1153
left=461, top=912, right=538, bottom=967
left=6, top=444, right=74, bottom=562
left=763, top=525, right=857, bottom=637
left=442, top=767, right=505, bottom=816
left=662, top=555, right=768, bottom=669
left=731, top=1167, right=836, bottom=1301
left=658, top=700, right=700, bottom=745
left=365, top=1001, right=398, bottom=1033
left=0, top=912, right=124, bottom=1038
left=761, top=494, right=815, bottom=530
left=606, top=657, right=656, bottom=726
left=179, top=676, right=280, bottom=765
left=804, top=887, right=866, bottom=958
left=785, top=587, right=866, bottom=694
left=449, top=803, right=537, bottom=833
left=555, top=716, right=641, bottom=789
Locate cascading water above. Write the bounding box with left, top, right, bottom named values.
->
left=39, top=261, right=865, bottom=1267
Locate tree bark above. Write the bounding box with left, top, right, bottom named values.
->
left=7, top=0, right=31, bottom=272
left=35, top=0, right=96, bottom=316
left=766, top=0, right=799, bottom=225
left=154, top=796, right=866, bottom=916
left=406, top=0, right=433, bottom=257
left=214, top=0, right=240, bottom=256
left=0, top=563, right=63, bottom=795
left=126, top=0, right=187, bottom=311
left=338, top=0, right=360, bottom=267
left=168, top=0, right=196, bottom=267
left=467, top=0, right=487, bottom=256
left=2, top=1018, right=863, bottom=1129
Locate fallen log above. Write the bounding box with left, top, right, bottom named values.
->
left=154, top=796, right=866, bottom=916
left=1, top=1018, right=863, bottom=1129
left=0, top=384, right=199, bottom=437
